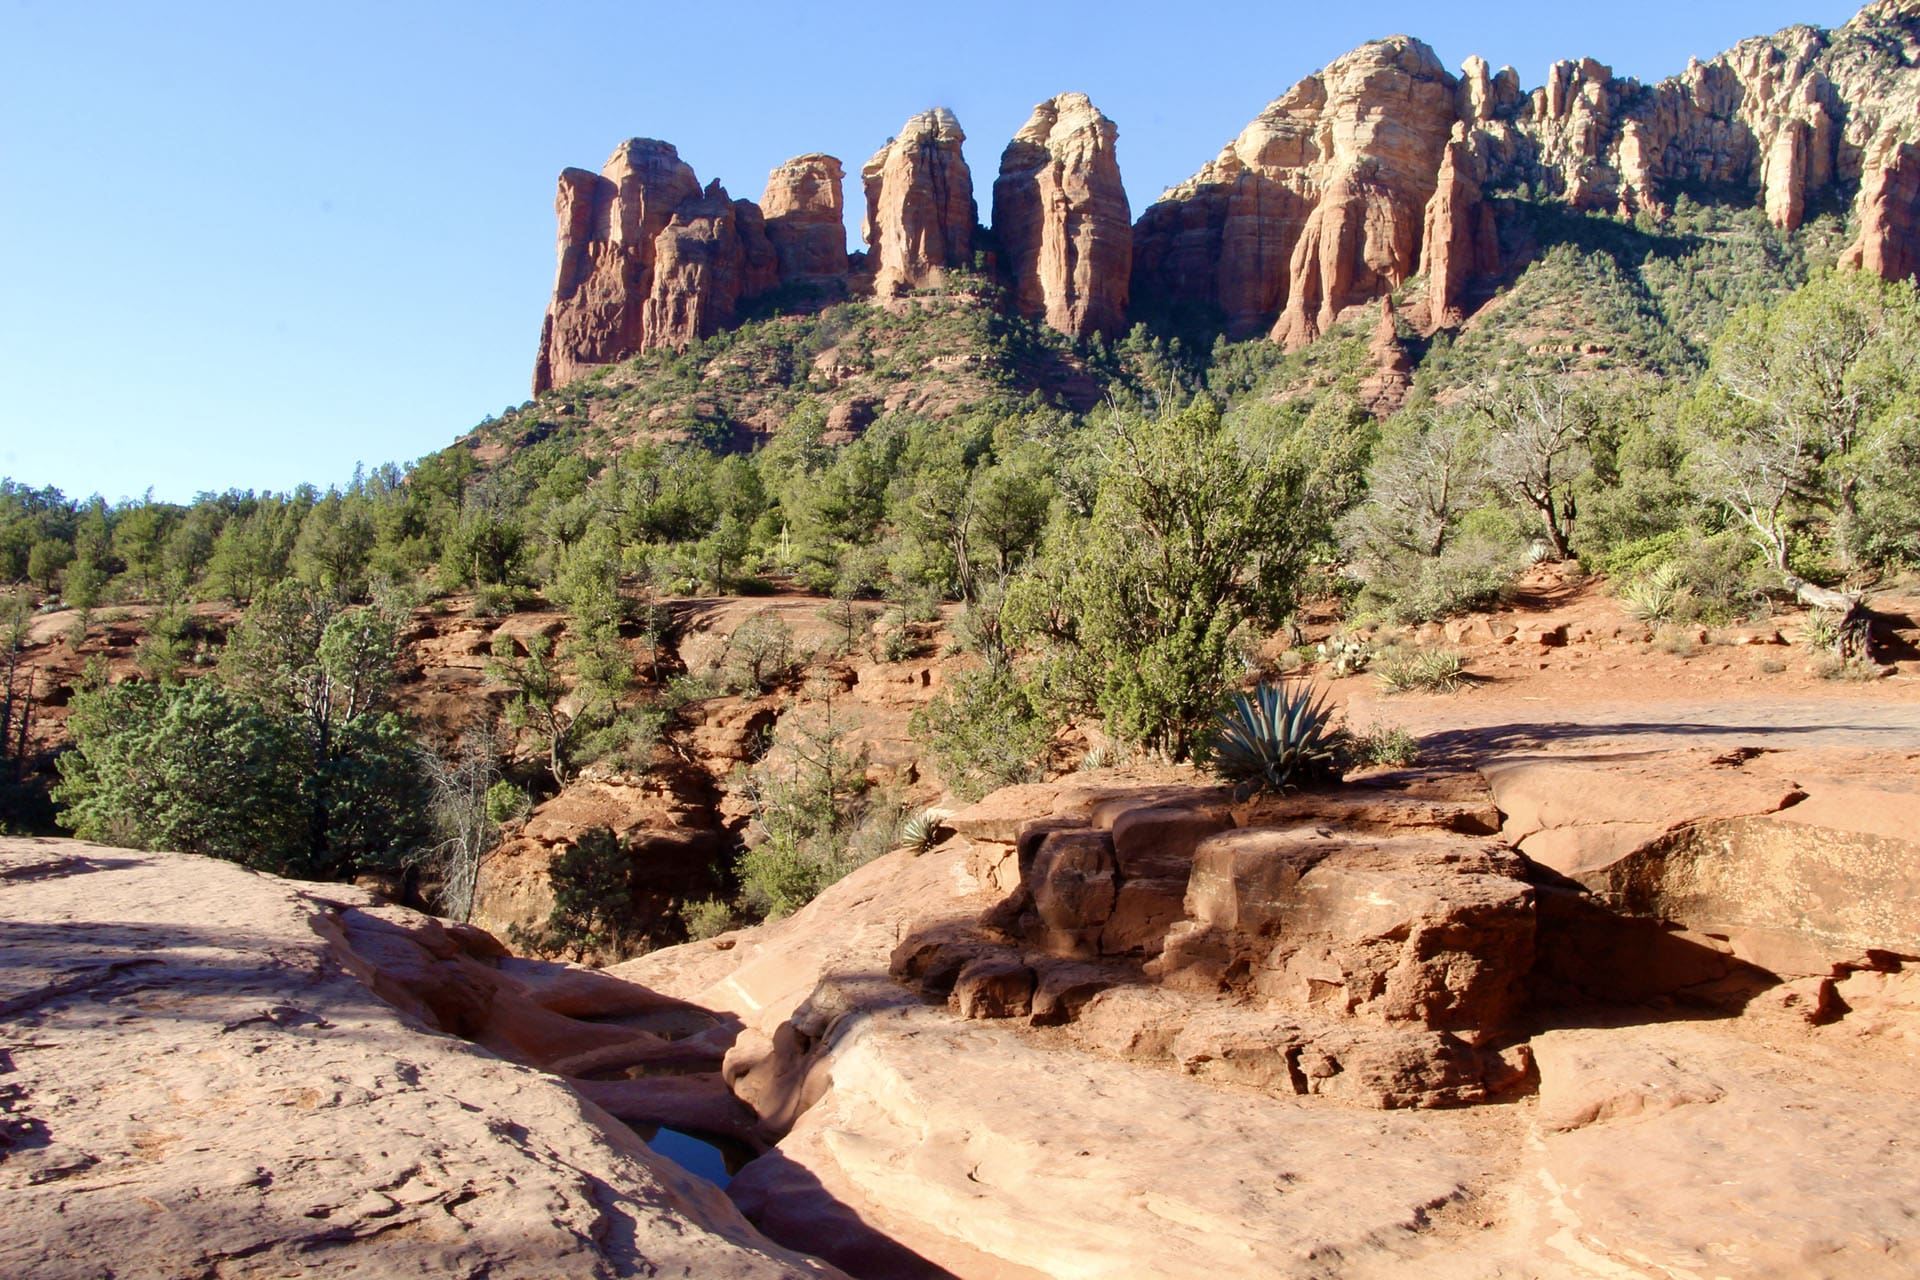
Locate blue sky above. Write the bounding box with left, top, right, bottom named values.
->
left=1, top=1, right=1863, bottom=503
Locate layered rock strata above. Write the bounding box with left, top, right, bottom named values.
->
left=1134, top=2, right=1920, bottom=342
left=533, top=140, right=783, bottom=394
left=616, top=752, right=1920, bottom=1278
left=860, top=108, right=976, bottom=296
left=992, top=92, right=1132, bottom=338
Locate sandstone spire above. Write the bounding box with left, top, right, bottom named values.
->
left=533, top=140, right=780, bottom=393
left=861, top=108, right=976, bottom=296
left=992, top=93, right=1132, bottom=339
left=761, top=154, right=849, bottom=288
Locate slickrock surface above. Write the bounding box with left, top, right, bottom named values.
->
left=623, top=752, right=1920, bottom=1278
left=992, top=93, right=1132, bottom=339
left=0, top=840, right=840, bottom=1279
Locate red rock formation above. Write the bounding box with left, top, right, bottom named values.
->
left=761, top=153, right=848, bottom=287
left=534, top=139, right=701, bottom=394
left=1131, top=38, right=1455, bottom=346
left=1271, top=39, right=1459, bottom=349
left=992, top=92, right=1132, bottom=339
left=1128, top=78, right=1324, bottom=337
left=1843, top=141, right=1920, bottom=282
left=533, top=141, right=786, bottom=392
left=861, top=108, right=976, bottom=296
left=640, top=180, right=779, bottom=352
left=1360, top=297, right=1413, bottom=416
left=1418, top=127, right=1500, bottom=330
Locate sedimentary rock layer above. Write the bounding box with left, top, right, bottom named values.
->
left=861, top=107, right=976, bottom=297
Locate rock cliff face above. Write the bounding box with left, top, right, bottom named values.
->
left=1134, top=1, right=1920, bottom=343
left=861, top=108, right=977, bottom=297
left=534, top=3, right=1920, bottom=393
left=1130, top=37, right=1457, bottom=344
left=992, top=93, right=1132, bottom=339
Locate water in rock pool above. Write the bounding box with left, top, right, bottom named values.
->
left=644, top=1127, right=746, bottom=1188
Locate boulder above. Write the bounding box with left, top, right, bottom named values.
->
left=1155, top=827, right=1535, bottom=1039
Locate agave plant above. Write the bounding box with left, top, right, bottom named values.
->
left=1197, top=680, right=1345, bottom=795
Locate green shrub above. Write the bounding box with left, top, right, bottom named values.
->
left=723, top=611, right=797, bottom=692
left=1357, top=531, right=1524, bottom=624
left=899, top=809, right=946, bottom=853
left=484, top=779, right=528, bottom=826
left=510, top=827, right=634, bottom=961
left=1345, top=723, right=1421, bottom=767
left=679, top=897, right=737, bottom=941
left=1617, top=561, right=1692, bottom=623
left=909, top=663, right=1055, bottom=802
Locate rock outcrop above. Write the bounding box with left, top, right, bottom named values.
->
left=615, top=750, right=1920, bottom=1278
left=641, top=180, right=779, bottom=356
left=760, top=154, right=849, bottom=288
left=1271, top=40, right=1462, bottom=348
left=992, top=93, right=1132, bottom=339
left=1130, top=2, right=1920, bottom=347
left=0, top=840, right=841, bottom=1279
left=860, top=108, right=976, bottom=297
left=1844, top=140, right=1920, bottom=282
left=1417, top=126, right=1500, bottom=329
left=533, top=141, right=781, bottom=394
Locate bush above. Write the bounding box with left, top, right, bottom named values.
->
left=899, top=809, right=946, bottom=853
left=510, top=827, right=634, bottom=961
left=1345, top=722, right=1421, bottom=767
left=571, top=706, right=664, bottom=773
left=485, top=779, right=528, bottom=826
left=1357, top=531, right=1524, bottom=624
left=909, top=663, right=1055, bottom=802
left=723, top=611, right=797, bottom=692
left=1611, top=529, right=1768, bottom=624
left=1373, top=648, right=1470, bottom=694
left=679, top=897, right=737, bottom=941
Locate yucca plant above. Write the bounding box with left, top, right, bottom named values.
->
left=1373, top=648, right=1470, bottom=694
left=898, top=809, right=947, bottom=854
left=1619, top=561, right=1690, bottom=623
left=1197, top=681, right=1345, bottom=795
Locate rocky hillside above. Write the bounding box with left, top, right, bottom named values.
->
left=531, top=2, right=1920, bottom=397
